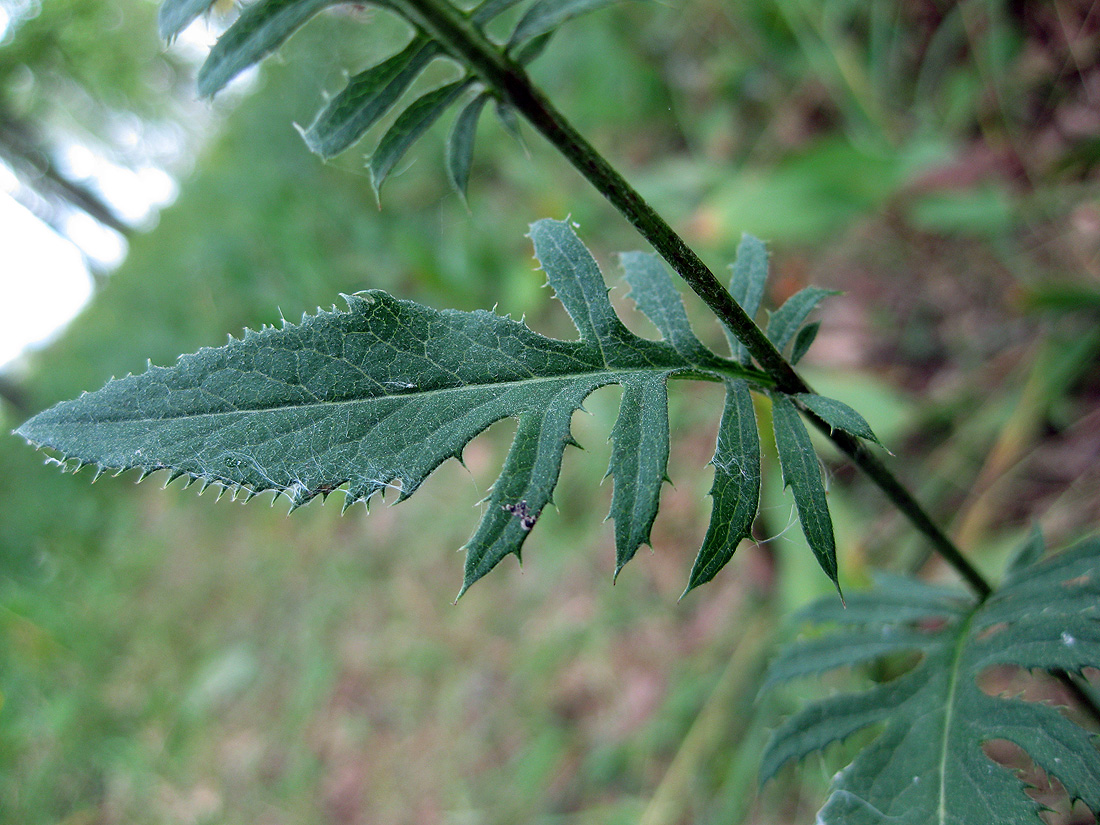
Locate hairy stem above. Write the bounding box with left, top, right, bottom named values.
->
left=393, top=0, right=994, bottom=594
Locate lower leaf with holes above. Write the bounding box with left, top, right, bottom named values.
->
left=761, top=530, right=1100, bottom=824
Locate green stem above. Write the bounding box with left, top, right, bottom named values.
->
left=394, top=0, right=994, bottom=597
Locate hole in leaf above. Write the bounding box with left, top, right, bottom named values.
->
left=980, top=739, right=1092, bottom=825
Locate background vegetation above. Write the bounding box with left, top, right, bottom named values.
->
left=2, top=1, right=1099, bottom=822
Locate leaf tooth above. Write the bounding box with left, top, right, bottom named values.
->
left=339, top=491, right=362, bottom=515
left=163, top=469, right=186, bottom=489
left=284, top=480, right=317, bottom=512
left=222, top=483, right=246, bottom=503
left=90, top=464, right=107, bottom=483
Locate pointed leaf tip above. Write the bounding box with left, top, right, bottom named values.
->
left=796, top=393, right=884, bottom=448
left=158, top=0, right=219, bottom=40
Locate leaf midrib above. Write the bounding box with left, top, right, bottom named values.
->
left=938, top=610, right=976, bottom=825
left=38, top=366, right=699, bottom=427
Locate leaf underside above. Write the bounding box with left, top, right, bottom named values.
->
left=19, top=221, right=762, bottom=597
left=762, top=531, right=1100, bottom=825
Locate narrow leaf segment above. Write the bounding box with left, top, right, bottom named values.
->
left=796, top=393, right=882, bottom=446
left=446, top=92, right=491, bottom=199
left=761, top=533, right=1100, bottom=825
left=726, top=234, right=769, bottom=365
left=686, top=379, right=760, bottom=593
left=370, top=79, right=472, bottom=197
left=771, top=392, right=839, bottom=591
left=766, top=286, right=838, bottom=354
left=507, top=0, right=620, bottom=48
left=17, top=222, right=760, bottom=597
left=300, top=36, right=440, bottom=159
left=198, top=0, right=336, bottom=98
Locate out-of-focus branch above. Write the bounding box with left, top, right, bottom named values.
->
left=0, top=109, right=133, bottom=237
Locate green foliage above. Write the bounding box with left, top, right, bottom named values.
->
left=18, top=220, right=868, bottom=596
left=0, top=0, right=186, bottom=120
left=196, top=0, right=336, bottom=98
left=162, top=0, right=622, bottom=198
left=10, top=1, right=1100, bottom=822
left=762, top=531, right=1100, bottom=824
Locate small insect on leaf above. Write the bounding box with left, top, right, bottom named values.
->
left=503, top=500, right=538, bottom=531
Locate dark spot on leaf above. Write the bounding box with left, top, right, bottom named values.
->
left=503, top=500, right=537, bottom=531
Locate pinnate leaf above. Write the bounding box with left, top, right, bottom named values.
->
left=17, top=221, right=760, bottom=597
left=762, top=533, right=1100, bottom=825
left=167, top=0, right=624, bottom=191
left=299, top=0, right=527, bottom=161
